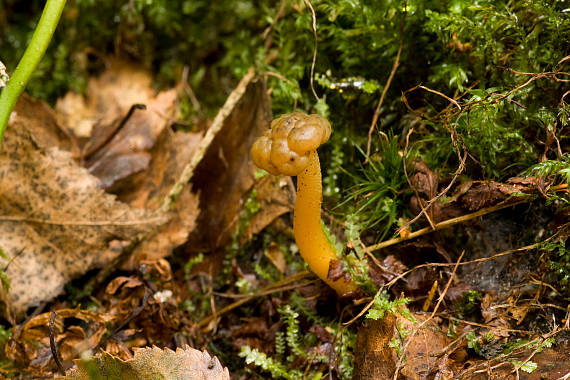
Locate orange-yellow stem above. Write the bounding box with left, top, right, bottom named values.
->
left=294, top=151, right=357, bottom=295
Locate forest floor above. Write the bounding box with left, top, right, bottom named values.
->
left=0, top=59, right=567, bottom=380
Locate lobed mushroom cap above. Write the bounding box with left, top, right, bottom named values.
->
left=251, top=112, right=331, bottom=176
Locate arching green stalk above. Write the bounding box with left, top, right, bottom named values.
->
left=0, top=0, right=67, bottom=145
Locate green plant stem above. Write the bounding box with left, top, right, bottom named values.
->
left=0, top=0, right=67, bottom=145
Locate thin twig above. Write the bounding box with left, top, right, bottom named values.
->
left=431, top=251, right=463, bottom=318
left=161, top=68, right=256, bottom=211
left=263, top=0, right=287, bottom=50
left=385, top=243, right=539, bottom=289
left=430, top=331, right=469, bottom=358
left=420, top=85, right=462, bottom=111
left=392, top=251, right=464, bottom=380
left=49, top=311, right=65, bottom=375
left=402, top=128, right=436, bottom=230
left=442, top=315, right=533, bottom=334
left=369, top=199, right=528, bottom=252
left=181, top=65, right=202, bottom=115
left=198, top=271, right=311, bottom=331
left=264, top=71, right=294, bottom=85
left=303, top=0, right=319, bottom=101
left=397, top=84, right=468, bottom=235
left=343, top=242, right=539, bottom=327
left=365, top=7, right=406, bottom=162
left=460, top=328, right=566, bottom=378
left=360, top=237, right=407, bottom=282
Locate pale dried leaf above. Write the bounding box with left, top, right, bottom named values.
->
left=265, top=242, right=287, bottom=273
left=58, top=59, right=201, bottom=266
left=56, top=59, right=155, bottom=138
left=65, top=345, right=230, bottom=380
left=0, top=98, right=165, bottom=318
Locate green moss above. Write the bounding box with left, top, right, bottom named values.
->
left=240, top=300, right=356, bottom=380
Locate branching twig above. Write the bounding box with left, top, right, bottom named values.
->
left=368, top=198, right=527, bottom=252
left=263, top=0, right=288, bottom=50
left=343, top=242, right=539, bottom=327
left=181, top=65, right=202, bottom=115
left=198, top=271, right=312, bottom=331
left=398, top=83, right=468, bottom=235
left=401, top=128, right=436, bottom=230
left=460, top=328, right=567, bottom=378
left=392, top=250, right=464, bottom=380
left=397, top=63, right=570, bottom=232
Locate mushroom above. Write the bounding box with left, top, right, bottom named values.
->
left=251, top=112, right=357, bottom=295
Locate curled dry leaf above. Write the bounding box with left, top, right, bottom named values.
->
left=264, top=241, right=287, bottom=274
left=64, top=345, right=230, bottom=380
left=56, top=59, right=156, bottom=139
left=368, top=254, right=407, bottom=287
left=410, top=159, right=439, bottom=199
left=396, top=314, right=451, bottom=379
left=189, top=73, right=275, bottom=252
left=83, top=88, right=177, bottom=190
left=409, top=160, right=542, bottom=223
left=0, top=96, right=165, bottom=318
left=56, top=59, right=177, bottom=190
left=239, top=175, right=293, bottom=246
left=6, top=308, right=114, bottom=371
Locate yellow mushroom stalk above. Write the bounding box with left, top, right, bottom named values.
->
left=251, top=112, right=357, bottom=295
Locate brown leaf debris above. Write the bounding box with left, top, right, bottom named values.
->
left=0, top=97, right=164, bottom=318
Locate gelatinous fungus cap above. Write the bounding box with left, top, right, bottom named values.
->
left=251, top=112, right=331, bottom=176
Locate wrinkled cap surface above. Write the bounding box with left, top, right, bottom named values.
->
left=251, top=112, right=331, bottom=176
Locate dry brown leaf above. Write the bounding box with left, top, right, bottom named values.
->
left=106, top=276, right=145, bottom=295
left=410, top=159, right=439, bottom=199
left=64, top=345, right=230, bottom=380
left=230, top=317, right=272, bottom=352
left=239, top=175, right=293, bottom=245
left=56, top=59, right=156, bottom=139
left=59, top=59, right=202, bottom=266
left=0, top=96, right=165, bottom=318
left=368, top=254, right=407, bottom=287
left=354, top=312, right=452, bottom=380
left=353, top=313, right=398, bottom=379
left=6, top=308, right=114, bottom=371
left=56, top=59, right=177, bottom=190
left=265, top=241, right=287, bottom=274
left=118, top=130, right=202, bottom=209
left=83, top=89, right=177, bottom=190
left=189, top=73, right=273, bottom=252
left=397, top=314, right=450, bottom=379
left=408, top=160, right=543, bottom=224
left=125, top=131, right=201, bottom=263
